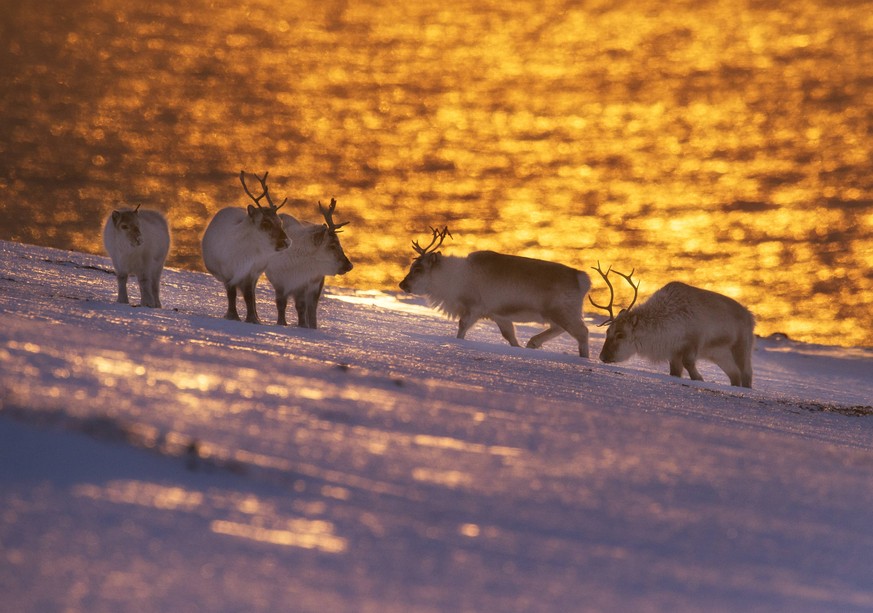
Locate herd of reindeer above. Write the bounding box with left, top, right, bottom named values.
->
left=102, top=170, right=756, bottom=388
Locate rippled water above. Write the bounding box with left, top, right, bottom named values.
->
left=1, top=0, right=871, bottom=346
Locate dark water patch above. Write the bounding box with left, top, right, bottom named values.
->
left=722, top=200, right=777, bottom=213
left=824, top=198, right=873, bottom=211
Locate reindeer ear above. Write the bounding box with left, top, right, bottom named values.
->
left=314, top=225, right=328, bottom=246
left=629, top=313, right=639, bottom=327
left=111, top=211, right=121, bottom=225
left=247, top=205, right=259, bottom=219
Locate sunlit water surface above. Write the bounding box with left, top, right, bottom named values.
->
left=1, top=0, right=871, bottom=346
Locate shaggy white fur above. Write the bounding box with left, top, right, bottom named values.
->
left=264, top=214, right=352, bottom=328
left=102, top=207, right=170, bottom=308
left=400, top=250, right=591, bottom=357
left=600, top=282, right=755, bottom=387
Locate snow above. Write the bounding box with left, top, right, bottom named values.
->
left=1, top=238, right=872, bottom=612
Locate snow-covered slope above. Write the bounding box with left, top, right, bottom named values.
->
left=1, top=239, right=871, bottom=612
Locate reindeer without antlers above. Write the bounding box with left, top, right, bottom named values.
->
left=399, top=227, right=592, bottom=357
left=201, top=170, right=291, bottom=323
left=591, top=264, right=755, bottom=387
left=102, top=202, right=170, bottom=308
left=265, top=196, right=354, bottom=328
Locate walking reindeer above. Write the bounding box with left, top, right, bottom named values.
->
left=399, top=227, right=591, bottom=357
left=201, top=171, right=290, bottom=323
left=102, top=204, right=170, bottom=308
left=590, top=263, right=755, bottom=387
left=265, top=197, right=353, bottom=328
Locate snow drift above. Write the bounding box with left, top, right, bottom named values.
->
left=1, top=239, right=871, bottom=612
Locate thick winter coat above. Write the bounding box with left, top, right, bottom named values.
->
left=201, top=205, right=290, bottom=323
left=102, top=207, right=170, bottom=308
left=265, top=213, right=352, bottom=328
left=400, top=250, right=591, bottom=357
left=599, top=281, right=755, bottom=387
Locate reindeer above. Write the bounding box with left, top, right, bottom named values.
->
left=399, top=227, right=591, bottom=357
left=265, top=197, right=353, bottom=328
left=102, top=204, right=170, bottom=308
left=201, top=171, right=291, bottom=323
left=590, top=263, right=755, bottom=387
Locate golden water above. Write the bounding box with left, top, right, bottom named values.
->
left=1, top=0, right=871, bottom=346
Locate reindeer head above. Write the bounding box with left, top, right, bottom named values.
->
left=111, top=203, right=143, bottom=246
left=240, top=170, right=291, bottom=251
left=398, top=226, right=451, bottom=293
left=316, top=197, right=353, bottom=274
left=589, top=262, right=640, bottom=363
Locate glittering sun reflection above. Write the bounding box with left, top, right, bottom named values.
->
left=74, top=481, right=347, bottom=554
left=211, top=519, right=346, bottom=554
left=1, top=0, right=871, bottom=346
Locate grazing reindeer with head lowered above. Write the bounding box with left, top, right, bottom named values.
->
left=591, top=263, right=755, bottom=387
left=265, top=197, right=353, bottom=328
left=201, top=171, right=291, bottom=323
left=102, top=204, right=170, bottom=308
left=399, top=227, right=591, bottom=357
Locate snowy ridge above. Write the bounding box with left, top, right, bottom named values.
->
left=1, top=239, right=872, bottom=613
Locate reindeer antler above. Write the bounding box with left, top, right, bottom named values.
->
left=613, top=268, right=639, bottom=311
left=239, top=170, right=287, bottom=211
left=588, top=261, right=639, bottom=326
left=588, top=261, right=616, bottom=325
left=412, top=226, right=452, bottom=257
left=318, top=197, right=349, bottom=233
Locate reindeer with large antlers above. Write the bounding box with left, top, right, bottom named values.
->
left=265, top=196, right=353, bottom=328
left=591, top=264, right=755, bottom=387
left=102, top=203, right=170, bottom=308
left=399, top=227, right=592, bottom=357
left=201, top=171, right=291, bottom=323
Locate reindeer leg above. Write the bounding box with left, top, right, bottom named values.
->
left=682, top=352, right=704, bottom=381
left=276, top=293, right=289, bottom=326
left=151, top=272, right=162, bottom=309
left=551, top=314, right=590, bottom=358
left=731, top=339, right=753, bottom=388
left=116, top=273, right=130, bottom=304
left=494, top=318, right=521, bottom=347
left=293, top=293, right=307, bottom=327
left=139, top=275, right=158, bottom=308
left=717, top=357, right=741, bottom=386
left=308, top=278, right=325, bottom=329
left=293, top=287, right=311, bottom=329
left=242, top=277, right=261, bottom=324
left=457, top=313, right=477, bottom=340
left=526, top=325, right=563, bottom=349
left=306, top=300, right=317, bottom=329
left=706, top=345, right=740, bottom=386
left=224, top=284, right=241, bottom=321
left=669, top=355, right=684, bottom=378
left=740, top=364, right=753, bottom=389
